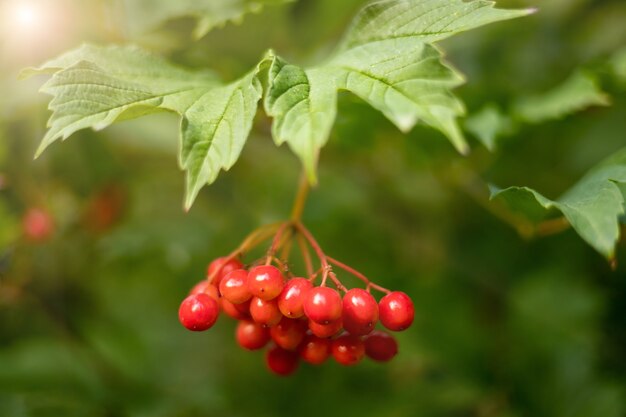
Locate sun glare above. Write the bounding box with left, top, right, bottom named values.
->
left=14, top=3, right=40, bottom=27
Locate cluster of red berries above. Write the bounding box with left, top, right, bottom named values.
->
left=179, top=256, right=414, bottom=376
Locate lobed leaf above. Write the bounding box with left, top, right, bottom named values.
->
left=181, top=71, right=263, bottom=210
left=264, top=55, right=337, bottom=183
left=465, top=104, right=515, bottom=151
left=491, top=147, right=626, bottom=258
left=22, top=44, right=219, bottom=157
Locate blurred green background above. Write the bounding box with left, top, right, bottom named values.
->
left=0, top=0, right=625, bottom=416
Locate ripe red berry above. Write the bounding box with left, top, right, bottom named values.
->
left=178, top=294, right=219, bottom=331
left=303, top=286, right=342, bottom=324
left=379, top=291, right=414, bottom=331
left=277, top=278, right=312, bottom=318
left=364, top=331, right=398, bottom=362
left=270, top=317, right=307, bottom=350
left=308, top=318, right=343, bottom=338
left=219, top=269, right=251, bottom=304
left=189, top=280, right=219, bottom=301
left=248, top=265, right=284, bottom=300
left=249, top=297, right=282, bottom=327
left=236, top=320, right=270, bottom=350
left=266, top=345, right=299, bottom=376
left=299, top=334, right=331, bottom=365
left=22, top=208, right=54, bottom=242
left=207, top=257, right=244, bottom=286
left=221, top=298, right=250, bottom=320
left=342, top=288, right=379, bottom=336
left=331, top=334, right=365, bottom=366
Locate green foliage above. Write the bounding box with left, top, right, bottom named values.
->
left=513, top=70, right=610, bottom=124
left=25, top=0, right=533, bottom=208
left=491, top=147, right=626, bottom=258
left=122, top=0, right=293, bottom=39
left=464, top=104, right=514, bottom=151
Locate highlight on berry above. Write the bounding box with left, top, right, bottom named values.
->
left=178, top=220, right=414, bottom=376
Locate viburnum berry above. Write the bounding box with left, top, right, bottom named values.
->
left=249, top=296, right=282, bottom=327
left=207, top=257, right=244, bottom=286
left=236, top=320, right=270, bottom=350
left=299, top=334, right=331, bottom=365
left=22, top=208, right=54, bottom=242
left=304, top=286, right=342, bottom=324
left=179, top=293, right=219, bottom=331
left=277, top=277, right=312, bottom=318
left=266, top=345, right=299, bottom=376
left=364, top=331, right=398, bottom=362
left=342, top=288, right=379, bottom=336
left=379, top=291, right=414, bottom=331
left=248, top=265, right=285, bottom=300
left=331, top=334, right=365, bottom=366
left=219, top=269, right=251, bottom=304
left=221, top=298, right=251, bottom=320
left=189, top=280, right=219, bottom=301
left=308, top=318, right=343, bottom=338
left=270, top=317, right=307, bottom=350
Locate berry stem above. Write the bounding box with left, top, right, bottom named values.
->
left=326, top=256, right=391, bottom=294
left=293, top=221, right=331, bottom=285
left=297, top=233, right=314, bottom=278
left=290, top=173, right=310, bottom=222
left=265, top=221, right=292, bottom=265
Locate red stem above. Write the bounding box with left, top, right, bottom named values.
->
left=326, top=256, right=390, bottom=294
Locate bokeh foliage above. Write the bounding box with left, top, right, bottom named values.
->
left=0, top=1, right=625, bottom=416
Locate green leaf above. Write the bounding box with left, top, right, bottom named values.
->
left=181, top=70, right=262, bottom=209
left=122, top=0, right=292, bottom=39
left=491, top=147, right=626, bottom=258
left=327, top=0, right=534, bottom=154
left=513, top=70, right=610, bottom=123
left=610, top=47, right=626, bottom=85
left=22, top=44, right=219, bottom=157
left=338, top=0, right=535, bottom=51
left=264, top=55, right=337, bottom=183
left=465, top=104, right=515, bottom=151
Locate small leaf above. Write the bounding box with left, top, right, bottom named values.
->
left=491, top=147, right=626, bottom=258
left=22, top=44, right=218, bottom=157
left=513, top=70, right=610, bottom=123
left=465, top=105, right=515, bottom=151
left=264, top=55, right=337, bottom=183
left=181, top=71, right=263, bottom=209
left=122, top=0, right=292, bottom=39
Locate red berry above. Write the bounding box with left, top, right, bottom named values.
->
left=221, top=298, right=250, bottom=320
left=342, top=288, right=379, bottom=336
left=249, top=297, right=282, bottom=327
left=219, top=269, right=251, bottom=304
left=248, top=265, right=285, bottom=300
left=22, top=208, right=54, bottom=242
left=266, top=345, right=299, bottom=376
left=270, top=317, right=307, bottom=350
left=379, top=291, right=414, bottom=331
left=364, top=331, right=398, bottom=362
left=189, top=280, right=219, bottom=301
left=277, top=278, right=312, bottom=318
left=331, top=334, right=365, bottom=366
left=299, top=334, right=331, bottom=365
left=236, top=320, right=270, bottom=350
left=303, top=287, right=342, bottom=324
left=308, top=318, right=343, bottom=338
left=178, top=294, right=219, bottom=331
left=207, top=257, right=244, bottom=286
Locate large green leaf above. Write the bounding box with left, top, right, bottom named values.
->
left=264, top=54, right=337, bottom=183
left=122, top=0, right=292, bottom=39
left=181, top=71, right=263, bottom=209
left=491, top=147, right=626, bottom=258
left=21, top=44, right=218, bottom=157
left=329, top=0, right=534, bottom=155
